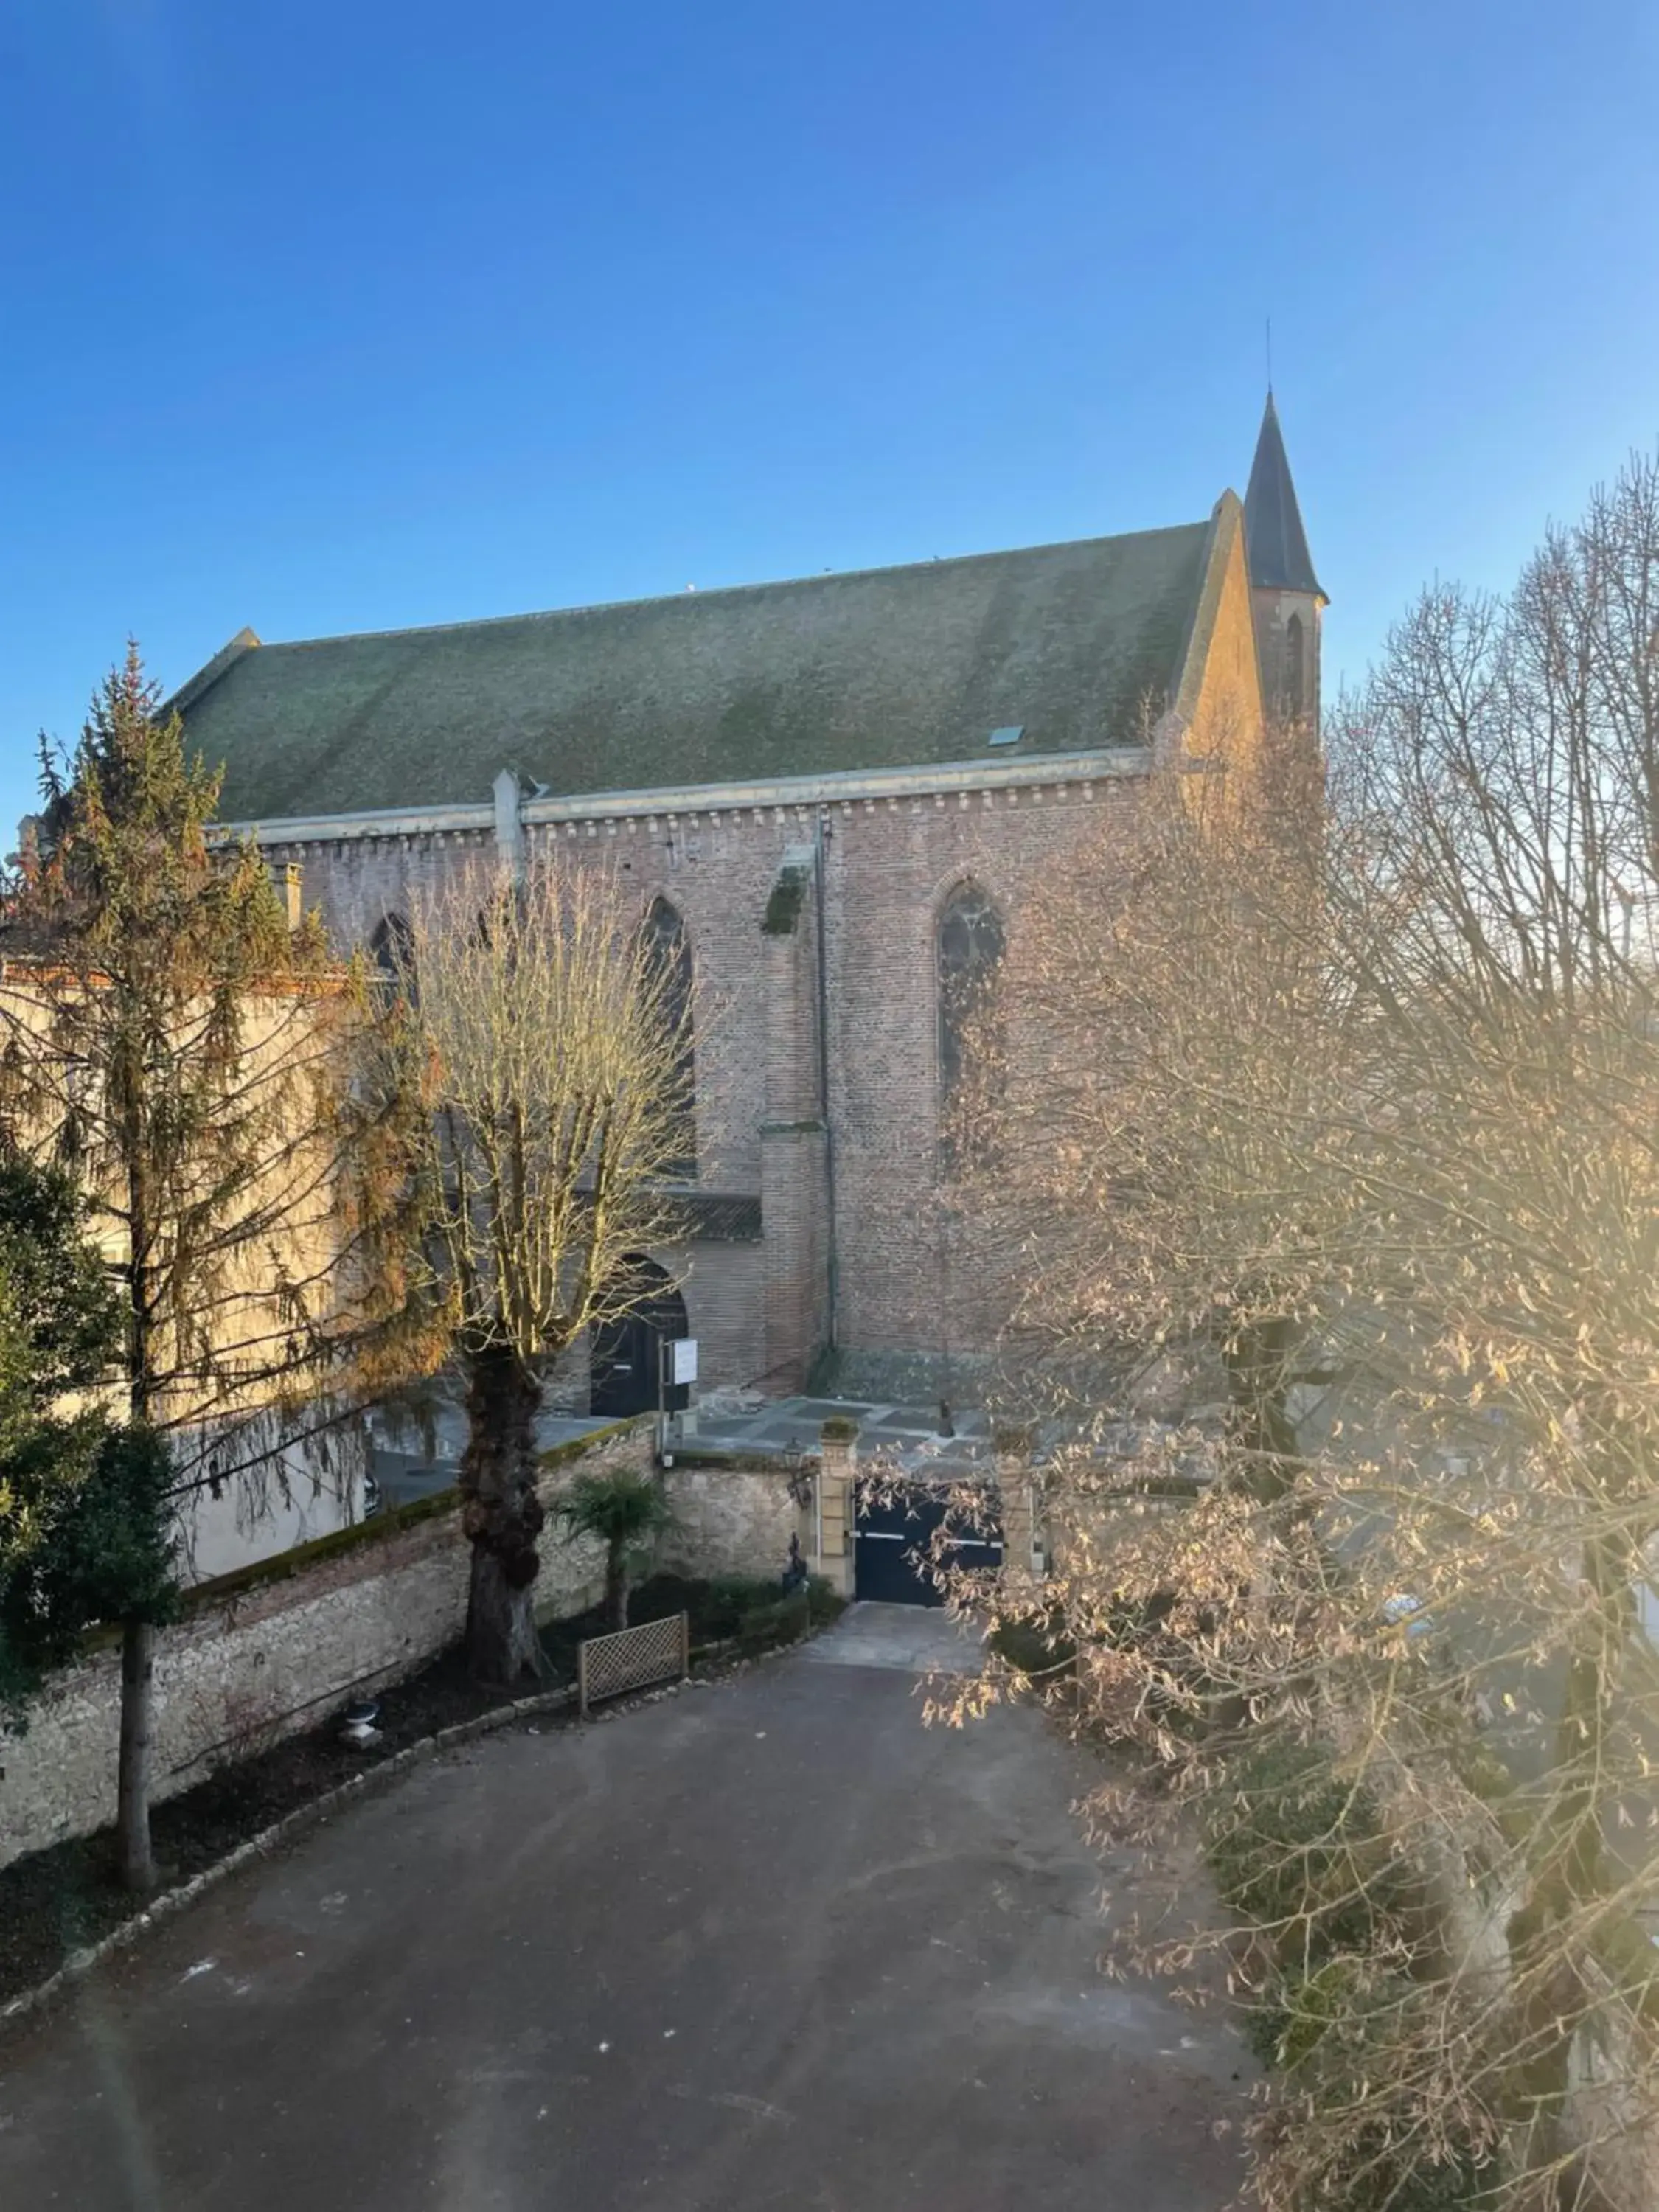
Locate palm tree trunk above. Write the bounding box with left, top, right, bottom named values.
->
left=605, top=1543, right=630, bottom=1631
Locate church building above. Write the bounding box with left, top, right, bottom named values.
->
left=172, top=395, right=1323, bottom=1413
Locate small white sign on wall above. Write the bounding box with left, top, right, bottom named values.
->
left=670, top=1338, right=699, bottom=1387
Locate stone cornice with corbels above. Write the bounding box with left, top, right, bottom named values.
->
left=220, top=746, right=1153, bottom=859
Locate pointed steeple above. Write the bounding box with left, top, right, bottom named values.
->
left=1244, top=392, right=1324, bottom=600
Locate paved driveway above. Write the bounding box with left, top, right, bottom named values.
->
left=0, top=1606, right=1248, bottom=2211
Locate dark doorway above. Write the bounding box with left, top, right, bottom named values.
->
left=589, top=1258, right=689, bottom=1419
left=854, top=1482, right=1002, bottom=1606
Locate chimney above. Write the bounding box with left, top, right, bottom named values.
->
left=279, top=861, right=303, bottom=931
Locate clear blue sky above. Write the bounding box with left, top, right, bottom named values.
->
left=4, top=1, right=1657, bottom=840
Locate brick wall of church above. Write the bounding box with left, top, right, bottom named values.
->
left=675, top=1237, right=768, bottom=1394
left=268, top=771, right=1145, bottom=1403
left=518, top=814, right=785, bottom=1197
left=820, top=779, right=1142, bottom=1386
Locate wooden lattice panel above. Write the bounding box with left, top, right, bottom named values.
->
left=577, top=1612, right=689, bottom=1717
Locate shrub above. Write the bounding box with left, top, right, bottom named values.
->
left=698, top=1574, right=839, bottom=1651
left=988, top=1614, right=1076, bottom=1680
left=1203, top=1740, right=1413, bottom=1968
left=697, top=1574, right=776, bottom=1639
left=1208, top=1742, right=1491, bottom=2211
left=1250, top=1958, right=1493, bottom=2212
left=732, top=1590, right=807, bottom=1654
left=539, top=1566, right=843, bottom=1680
left=805, top=1574, right=845, bottom=1626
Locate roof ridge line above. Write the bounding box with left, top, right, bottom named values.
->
left=254, top=518, right=1214, bottom=653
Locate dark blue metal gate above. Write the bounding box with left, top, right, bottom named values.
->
left=854, top=1483, right=1002, bottom=1606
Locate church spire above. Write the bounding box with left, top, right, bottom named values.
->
left=1244, top=391, right=1324, bottom=601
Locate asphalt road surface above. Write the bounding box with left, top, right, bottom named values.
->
left=0, top=1604, right=1248, bottom=2211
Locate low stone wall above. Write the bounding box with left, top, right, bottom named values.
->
left=0, top=1422, right=651, bottom=1874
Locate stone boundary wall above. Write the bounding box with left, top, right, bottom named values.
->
left=0, top=1422, right=650, bottom=1872
left=1, top=1431, right=805, bottom=1872
left=658, top=1459, right=801, bottom=1584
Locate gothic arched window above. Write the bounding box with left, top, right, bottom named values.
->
left=936, top=883, right=1004, bottom=1176
left=369, top=912, right=414, bottom=1001
left=1284, top=611, right=1305, bottom=716
left=644, top=897, right=696, bottom=1178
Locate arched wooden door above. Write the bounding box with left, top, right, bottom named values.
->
left=588, top=1259, right=689, bottom=1419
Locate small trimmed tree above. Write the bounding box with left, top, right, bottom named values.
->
left=556, top=1466, right=675, bottom=1630
left=3, top=1427, right=178, bottom=1705
left=0, top=1158, right=174, bottom=1708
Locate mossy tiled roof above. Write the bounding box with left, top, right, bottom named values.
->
left=182, top=523, right=1212, bottom=821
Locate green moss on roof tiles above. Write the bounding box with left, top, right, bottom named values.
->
left=181, top=524, right=1211, bottom=822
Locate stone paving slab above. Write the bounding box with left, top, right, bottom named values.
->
left=798, top=1600, right=986, bottom=1675
left=866, top=1408, right=987, bottom=1435
left=773, top=1397, right=884, bottom=1422
left=690, top=1396, right=993, bottom=1476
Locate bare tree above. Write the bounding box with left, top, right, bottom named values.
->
left=964, top=706, right=1348, bottom=1491
left=950, top=453, right=1659, bottom=2212
left=391, top=857, right=694, bottom=1687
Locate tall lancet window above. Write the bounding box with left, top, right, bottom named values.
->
left=936, top=883, right=1004, bottom=1178
left=644, top=897, right=696, bottom=1178
left=369, top=912, right=414, bottom=1002
left=1284, top=611, right=1306, bottom=717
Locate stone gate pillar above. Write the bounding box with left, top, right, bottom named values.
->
left=993, top=1422, right=1040, bottom=1589
left=815, top=1415, right=858, bottom=1598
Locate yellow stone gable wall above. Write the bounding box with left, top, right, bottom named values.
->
left=1166, top=493, right=1271, bottom=794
